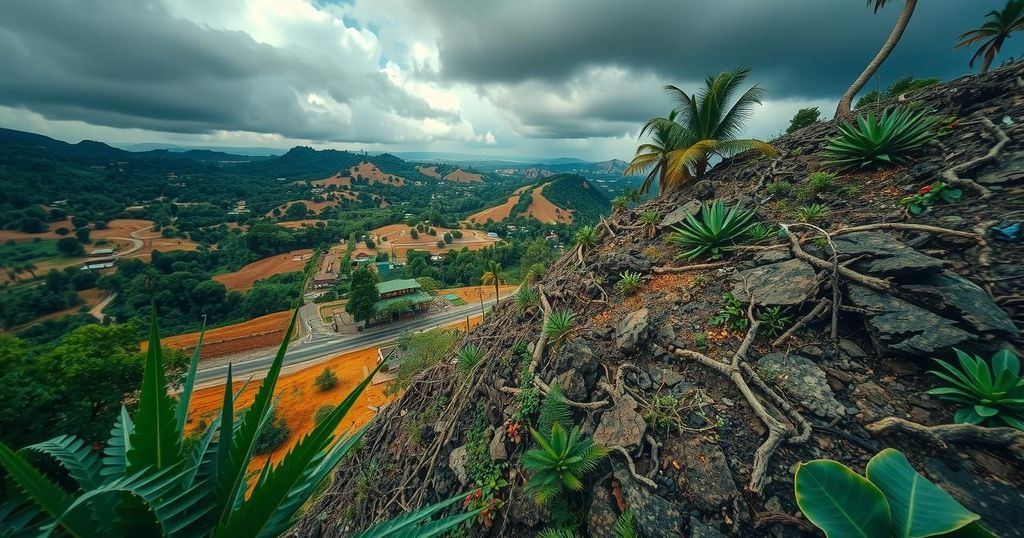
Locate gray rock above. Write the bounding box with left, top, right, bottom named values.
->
left=602, top=250, right=653, bottom=276
left=923, top=456, right=1024, bottom=535
left=848, top=285, right=975, bottom=357
left=672, top=435, right=739, bottom=510
left=976, top=150, right=1024, bottom=185
left=556, top=368, right=588, bottom=401
left=731, top=258, right=817, bottom=305
left=448, top=445, right=470, bottom=486
left=614, top=466, right=684, bottom=538
left=901, top=270, right=1018, bottom=337
left=593, top=395, right=646, bottom=449
left=832, top=231, right=944, bottom=277
left=752, top=248, right=792, bottom=266
left=660, top=200, right=702, bottom=229
left=587, top=483, right=618, bottom=538
left=757, top=353, right=845, bottom=418
left=488, top=427, right=508, bottom=461
left=649, top=367, right=685, bottom=388
left=837, top=339, right=869, bottom=359
left=617, top=308, right=651, bottom=354
left=690, top=517, right=727, bottom=538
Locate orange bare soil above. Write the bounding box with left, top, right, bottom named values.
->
left=366, top=224, right=500, bottom=257
left=346, top=162, right=406, bottom=186
left=11, top=288, right=109, bottom=329
left=416, top=165, right=441, bottom=178
left=311, top=172, right=352, bottom=188
left=466, top=185, right=532, bottom=224
left=438, top=285, right=518, bottom=304
left=148, top=310, right=293, bottom=359
left=524, top=184, right=573, bottom=224
left=186, top=347, right=388, bottom=469
left=275, top=220, right=327, bottom=229
left=444, top=169, right=484, bottom=183
left=265, top=198, right=340, bottom=217
left=0, top=218, right=153, bottom=243
left=212, top=249, right=312, bottom=291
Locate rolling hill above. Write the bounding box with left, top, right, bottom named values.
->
left=466, top=174, right=609, bottom=225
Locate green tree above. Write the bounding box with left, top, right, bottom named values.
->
left=19, top=217, right=47, bottom=233
left=56, top=236, right=84, bottom=256
left=836, top=0, right=919, bottom=116
left=481, top=260, right=506, bottom=305
left=346, top=267, right=380, bottom=328
left=284, top=202, right=309, bottom=220
left=956, top=0, right=1024, bottom=73
left=787, top=107, right=821, bottom=133
left=75, top=226, right=91, bottom=243
left=628, top=68, right=776, bottom=194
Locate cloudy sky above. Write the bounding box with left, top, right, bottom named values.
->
left=0, top=0, right=1012, bottom=161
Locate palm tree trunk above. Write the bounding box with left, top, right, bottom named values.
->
left=835, top=0, right=918, bottom=117
left=494, top=281, right=500, bottom=305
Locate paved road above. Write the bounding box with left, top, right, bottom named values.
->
left=193, top=300, right=492, bottom=388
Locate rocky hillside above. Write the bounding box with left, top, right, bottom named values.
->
left=295, top=65, right=1023, bottom=537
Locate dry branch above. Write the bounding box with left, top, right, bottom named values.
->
left=652, top=261, right=730, bottom=273
left=866, top=417, right=1024, bottom=461
left=941, top=116, right=1007, bottom=199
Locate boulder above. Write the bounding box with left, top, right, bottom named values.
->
left=649, top=367, right=685, bottom=388
left=448, top=445, right=470, bottom=486
left=847, top=284, right=975, bottom=358
left=593, top=395, right=646, bottom=449
left=901, top=270, right=1018, bottom=337
left=601, top=249, right=653, bottom=276
left=587, top=482, right=619, bottom=538
left=558, top=338, right=601, bottom=393
left=488, top=426, right=508, bottom=462
left=731, top=258, right=817, bottom=306
left=752, top=248, right=792, bottom=266
left=832, top=231, right=944, bottom=277
left=556, top=367, right=588, bottom=401
left=757, top=353, right=845, bottom=418
left=690, top=517, right=728, bottom=538
left=614, top=466, right=684, bottom=537
left=659, top=200, right=702, bottom=229
left=616, top=308, right=651, bottom=354
left=671, top=435, right=739, bottom=511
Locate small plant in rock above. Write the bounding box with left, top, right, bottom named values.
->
left=808, top=171, right=839, bottom=191
left=614, top=510, right=639, bottom=538
left=642, top=393, right=686, bottom=433
left=611, top=196, right=629, bottom=213
left=314, top=367, right=339, bottom=391
left=514, top=285, right=540, bottom=314
left=693, top=332, right=708, bottom=348
left=538, top=528, right=581, bottom=538
left=927, top=348, right=1024, bottom=429
left=523, top=423, right=607, bottom=505
left=899, top=182, right=962, bottom=215
left=457, top=344, right=485, bottom=374
left=573, top=226, right=598, bottom=252
left=537, top=383, right=573, bottom=436
left=514, top=369, right=541, bottom=425
left=796, top=203, right=831, bottom=223
left=767, top=180, right=792, bottom=197
left=669, top=200, right=757, bottom=260
left=638, top=210, right=661, bottom=238
left=796, top=448, right=994, bottom=537
left=745, top=223, right=774, bottom=243
left=544, top=309, right=576, bottom=352
left=616, top=271, right=643, bottom=296
left=822, top=106, right=939, bottom=170
left=756, top=306, right=792, bottom=337
left=709, top=292, right=748, bottom=331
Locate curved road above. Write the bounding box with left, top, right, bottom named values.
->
left=193, top=298, right=497, bottom=389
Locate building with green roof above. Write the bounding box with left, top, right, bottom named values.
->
left=374, top=279, right=433, bottom=317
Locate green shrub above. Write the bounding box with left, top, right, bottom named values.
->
left=822, top=107, right=939, bottom=170
left=572, top=226, right=597, bottom=251
left=693, top=332, right=708, bottom=348
left=669, top=200, right=756, bottom=260
left=523, top=423, right=607, bottom=505
left=766, top=180, right=792, bottom=197
left=796, top=203, right=831, bottom=223
left=615, top=271, right=643, bottom=296
left=314, top=367, right=339, bottom=392
left=786, top=106, right=821, bottom=133
left=927, top=348, right=1023, bottom=429
left=638, top=210, right=661, bottom=237
left=756, top=306, right=791, bottom=337
left=614, top=510, right=638, bottom=538
left=744, top=223, right=774, bottom=243
left=255, top=411, right=291, bottom=454
left=314, top=404, right=336, bottom=425
left=514, top=285, right=540, bottom=313
left=795, top=448, right=993, bottom=537
left=457, top=344, right=485, bottom=374
left=899, top=182, right=962, bottom=215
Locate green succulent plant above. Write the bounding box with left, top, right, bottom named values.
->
left=795, top=448, right=994, bottom=538
left=514, top=285, right=540, bottom=313
left=822, top=106, right=939, bottom=170
left=756, top=306, right=792, bottom=337
left=573, top=226, right=598, bottom=252
left=0, top=308, right=477, bottom=537
left=523, top=423, right=607, bottom=505
left=457, top=344, right=485, bottom=374
left=927, top=348, right=1024, bottom=429
left=796, top=203, right=831, bottom=223
left=615, top=271, right=643, bottom=296
left=669, top=200, right=757, bottom=260
left=744, top=223, right=774, bottom=242
left=544, top=309, right=576, bottom=352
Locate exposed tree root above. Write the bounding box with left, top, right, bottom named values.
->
left=773, top=298, right=830, bottom=347
left=652, top=262, right=729, bottom=273
left=941, top=115, right=1006, bottom=199
left=780, top=224, right=890, bottom=291
left=866, top=417, right=1024, bottom=461
left=831, top=222, right=980, bottom=240
left=609, top=446, right=658, bottom=489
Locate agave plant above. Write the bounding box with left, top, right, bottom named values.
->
left=638, top=210, right=661, bottom=238
left=927, top=348, right=1024, bottom=429
left=523, top=423, right=607, bottom=505
left=457, top=344, right=485, bottom=374
left=796, top=203, right=831, bottom=223
left=514, top=285, right=540, bottom=314
left=822, top=107, right=939, bottom=170
left=615, top=271, right=643, bottom=296
left=795, top=448, right=994, bottom=537
left=0, top=308, right=476, bottom=536
left=669, top=200, right=757, bottom=260
left=543, top=309, right=576, bottom=352
left=572, top=226, right=598, bottom=253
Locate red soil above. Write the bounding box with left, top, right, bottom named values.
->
left=444, top=169, right=484, bottom=183
left=146, top=310, right=294, bottom=360
left=212, top=249, right=312, bottom=291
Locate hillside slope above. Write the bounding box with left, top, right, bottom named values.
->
left=297, top=65, right=1024, bottom=537
left=467, top=174, right=609, bottom=225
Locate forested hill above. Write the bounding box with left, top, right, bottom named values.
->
left=540, top=174, right=611, bottom=223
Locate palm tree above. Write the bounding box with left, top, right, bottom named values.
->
left=627, top=67, right=776, bottom=195
left=836, top=0, right=919, bottom=117
left=956, top=0, right=1024, bottom=74
left=481, top=260, right=507, bottom=305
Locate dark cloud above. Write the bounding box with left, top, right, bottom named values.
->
left=417, top=0, right=1003, bottom=99
left=0, top=0, right=453, bottom=142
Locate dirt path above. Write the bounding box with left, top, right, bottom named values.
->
left=90, top=293, right=115, bottom=320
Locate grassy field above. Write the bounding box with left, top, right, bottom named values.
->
left=0, top=239, right=61, bottom=265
